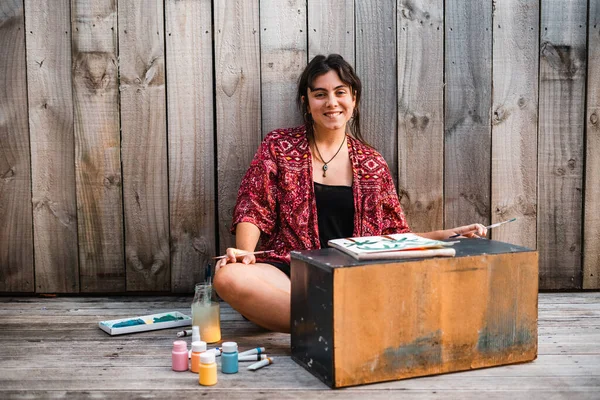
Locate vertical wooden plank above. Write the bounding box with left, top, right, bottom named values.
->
left=397, top=0, right=444, bottom=232
left=25, top=0, right=79, bottom=293
left=444, top=0, right=492, bottom=229
left=583, top=0, right=600, bottom=289
left=165, top=0, right=215, bottom=292
left=355, top=0, right=398, bottom=185
left=491, top=0, right=539, bottom=249
left=215, top=0, right=261, bottom=252
left=307, top=0, right=354, bottom=64
left=260, top=0, right=306, bottom=134
left=71, top=0, right=125, bottom=292
left=119, top=0, right=170, bottom=291
left=0, top=0, right=34, bottom=292
left=538, top=0, right=587, bottom=289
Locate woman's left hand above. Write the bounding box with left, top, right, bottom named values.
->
left=449, top=223, right=487, bottom=238
left=214, top=247, right=257, bottom=274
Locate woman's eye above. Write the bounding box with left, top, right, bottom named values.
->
left=337, top=90, right=347, bottom=96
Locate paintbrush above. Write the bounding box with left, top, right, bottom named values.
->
left=449, top=218, right=517, bottom=239
left=212, top=250, right=274, bottom=260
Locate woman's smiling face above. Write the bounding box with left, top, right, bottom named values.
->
left=305, top=70, right=356, bottom=135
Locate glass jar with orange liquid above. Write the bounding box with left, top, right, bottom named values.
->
left=191, top=283, right=221, bottom=343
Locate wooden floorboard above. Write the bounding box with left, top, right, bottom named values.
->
left=0, top=293, right=598, bottom=399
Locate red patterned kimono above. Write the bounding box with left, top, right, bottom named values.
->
left=231, top=125, right=410, bottom=265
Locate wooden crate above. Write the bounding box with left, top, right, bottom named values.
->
left=290, top=239, right=538, bottom=388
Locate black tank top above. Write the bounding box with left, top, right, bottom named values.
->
left=314, top=182, right=355, bottom=248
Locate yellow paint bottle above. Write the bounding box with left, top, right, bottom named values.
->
left=198, top=351, right=217, bottom=386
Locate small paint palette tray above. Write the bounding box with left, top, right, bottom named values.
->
left=99, top=311, right=192, bottom=336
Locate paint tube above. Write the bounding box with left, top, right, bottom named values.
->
left=239, top=354, right=267, bottom=362
left=209, top=347, right=222, bottom=357
left=247, top=357, right=273, bottom=371
left=239, top=347, right=265, bottom=357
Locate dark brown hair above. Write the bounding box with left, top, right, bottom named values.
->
left=296, top=54, right=367, bottom=144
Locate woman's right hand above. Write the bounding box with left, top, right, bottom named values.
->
left=448, top=223, right=488, bottom=239
left=215, top=248, right=256, bottom=273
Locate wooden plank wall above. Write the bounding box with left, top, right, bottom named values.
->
left=119, top=0, right=170, bottom=292
left=584, top=0, right=600, bottom=289
left=491, top=0, right=538, bottom=250
left=0, top=0, right=598, bottom=293
left=260, top=0, right=306, bottom=135
left=0, top=0, right=33, bottom=292
left=444, top=0, right=492, bottom=229
left=356, top=0, right=398, bottom=184
left=215, top=0, right=261, bottom=253
left=307, top=0, right=354, bottom=63
left=165, top=0, right=215, bottom=293
left=397, top=0, right=444, bottom=233
left=25, top=0, right=80, bottom=293
left=71, top=0, right=125, bottom=292
left=538, top=0, right=587, bottom=289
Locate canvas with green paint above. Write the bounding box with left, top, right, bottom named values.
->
left=328, top=233, right=457, bottom=261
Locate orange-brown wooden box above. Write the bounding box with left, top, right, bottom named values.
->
left=290, top=239, right=538, bottom=388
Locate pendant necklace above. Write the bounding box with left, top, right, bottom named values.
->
left=313, top=135, right=346, bottom=178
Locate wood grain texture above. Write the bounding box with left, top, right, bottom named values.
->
left=538, top=0, right=587, bottom=289
left=0, top=293, right=598, bottom=398
left=71, top=0, right=125, bottom=292
left=215, top=0, right=261, bottom=252
left=0, top=390, right=598, bottom=400
left=308, top=0, right=354, bottom=63
left=0, top=389, right=598, bottom=400
left=4, top=1, right=600, bottom=294
left=25, top=0, right=79, bottom=293
left=397, top=0, right=444, bottom=232
left=118, top=0, right=170, bottom=291
left=356, top=0, right=398, bottom=185
left=260, top=0, right=306, bottom=134
left=490, top=0, right=539, bottom=249
left=165, top=0, right=215, bottom=292
left=444, top=0, right=492, bottom=228
left=0, top=0, right=33, bottom=292
left=584, top=0, right=600, bottom=289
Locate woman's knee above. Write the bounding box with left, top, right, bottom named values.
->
left=213, top=263, right=243, bottom=299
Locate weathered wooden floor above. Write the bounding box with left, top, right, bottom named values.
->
left=0, top=293, right=599, bottom=399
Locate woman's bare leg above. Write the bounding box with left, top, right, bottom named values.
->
left=213, top=262, right=291, bottom=333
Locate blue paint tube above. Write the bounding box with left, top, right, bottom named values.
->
left=238, top=347, right=265, bottom=357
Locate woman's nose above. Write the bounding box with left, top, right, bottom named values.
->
left=326, top=94, right=338, bottom=106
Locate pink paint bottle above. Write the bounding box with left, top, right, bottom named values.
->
left=172, top=340, right=188, bottom=371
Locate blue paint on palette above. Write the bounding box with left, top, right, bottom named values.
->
left=153, top=314, right=185, bottom=323
left=112, top=318, right=146, bottom=328
left=104, top=314, right=185, bottom=328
